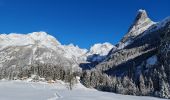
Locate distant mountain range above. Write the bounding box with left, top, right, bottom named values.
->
left=0, top=31, right=113, bottom=71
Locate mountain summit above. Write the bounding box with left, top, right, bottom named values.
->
left=120, top=9, right=155, bottom=45
left=134, top=9, right=149, bottom=24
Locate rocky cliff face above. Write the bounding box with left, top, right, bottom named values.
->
left=117, top=10, right=155, bottom=49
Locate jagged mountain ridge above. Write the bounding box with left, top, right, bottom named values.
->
left=0, top=32, right=77, bottom=74
left=0, top=32, right=87, bottom=61
left=0, top=32, right=113, bottom=70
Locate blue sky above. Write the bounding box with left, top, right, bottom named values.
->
left=0, top=0, right=170, bottom=49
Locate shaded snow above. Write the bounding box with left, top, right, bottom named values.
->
left=0, top=80, right=165, bottom=100
left=139, top=16, right=170, bottom=38
left=117, top=40, right=132, bottom=49
left=156, top=16, right=170, bottom=29
left=146, top=55, right=157, bottom=65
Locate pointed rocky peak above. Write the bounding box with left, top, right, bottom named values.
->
left=128, top=9, right=153, bottom=33
left=120, top=9, right=155, bottom=44
left=135, top=9, right=148, bottom=23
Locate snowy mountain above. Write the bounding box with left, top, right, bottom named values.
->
left=86, top=42, right=115, bottom=62
left=97, top=9, right=170, bottom=72
left=121, top=10, right=155, bottom=42
left=0, top=32, right=92, bottom=81
left=117, top=9, right=155, bottom=49
left=82, top=9, right=170, bottom=99
left=0, top=32, right=60, bottom=50
left=0, top=31, right=114, bottom=74
left=0, top=32, right=88, bottom=61
left=89, top=42, right=114, bottom=56
left=59, top=44, right=88, bottom=62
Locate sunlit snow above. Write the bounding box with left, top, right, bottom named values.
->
left=0, top=80, right=165, bottom=100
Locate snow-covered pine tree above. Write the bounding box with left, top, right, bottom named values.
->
left=115, top=77, right=124, bottom=94
left=81, top=70, right=91, bottom=87
left=159, top=79, right=170, bottom=99
left=139, top=74, right=146, bottom=95
left=122, top=76, right=137, bottom=95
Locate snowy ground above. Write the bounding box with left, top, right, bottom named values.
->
left=0, top=80, right=165, bottom=100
